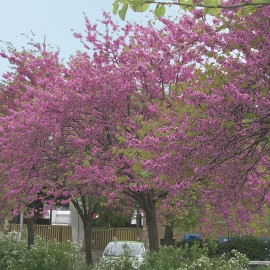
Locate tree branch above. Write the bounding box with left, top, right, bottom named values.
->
left=142, top=0, right=270, bottom=9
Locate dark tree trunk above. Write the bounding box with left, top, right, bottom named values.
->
left=133, top=191, right=160, bottom=251
left=83, top=220, right=93, bottom=266
left=72, top=198, right=96, bottom=266
left=145, top=209, right=159, bottom=251
left=163, top=223, right=174, bottom=246
left=142, top=192, right=159, bottom=251
left=26, top=217, right=35, bottom=249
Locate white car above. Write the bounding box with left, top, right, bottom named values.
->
left=102, top=240, right=146, bottom=268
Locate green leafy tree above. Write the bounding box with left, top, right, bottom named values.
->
left=112, top=0, right=270, bottom=19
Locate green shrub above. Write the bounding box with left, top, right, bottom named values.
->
left=140, top=244, right=247, bottom=270
left=140, top=245, right=204, bottom=270
left=0, top=231, right=89, bottom=270
left=176, top=239, right=203, bottom=249
left=176, top=238, right=218, bottom=258
left=140, top=247, right=249, bottom=270
left=0, top=231, right=27, bottom=270
left=203, top=239, right=219, bottom=257
left=217, top=236, right=269, bottom=260
left=95, top=254, right=135, bottom=270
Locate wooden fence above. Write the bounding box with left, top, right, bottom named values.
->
left=9, top=224, right=141, bottom=251
left=9, top=224, right=72, bottom=243
left=92, top=227, right=141, bottom=251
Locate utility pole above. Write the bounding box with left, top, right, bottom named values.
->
left=18, top=212, right=24, bottom=241
left=136, top=208, right=141, bottom=241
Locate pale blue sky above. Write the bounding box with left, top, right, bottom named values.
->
left=0, top=0, right=179, bottom=76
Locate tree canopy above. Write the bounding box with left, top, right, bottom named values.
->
left=0, top=4, right=269, bottom=261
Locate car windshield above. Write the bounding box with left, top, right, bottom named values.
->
left=104, top=242, right=145, bottom=257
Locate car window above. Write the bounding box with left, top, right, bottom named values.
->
left=128, top=244, right=145, bottom=256
left=104, top=243, right=145, bottom=257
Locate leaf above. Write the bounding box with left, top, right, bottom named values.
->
left=135, top=114, right=143, bottom=123
left=118, top=3, right=128, bottom=20
left=116, top=134, right=126, bottom=144
left=140, top=170, right=151, bottom=178
left=203, top=0, right=221, bottom=15
left=155, top=5, right=166, bottom=17
left=133, top=161, right=142, bottom=174
left=236, top=7, right=243, bottom=17
left=243, top=5, right=257, bottom=17
left=205, top=7, right=221, bottom=15
left=83, top=160, right=90, bottom=168
left=266, top=135, right=270, bottom=146
left=203, top=0, right=221, bottom=6
left=178, top=0, right=193, bottom=5
left=139, top=3, right=149, bottom=12
left=131, top=0, right=143, bottom=11
left=186, top=130, right=195, bottom=137
left=113, top=2, right=119, bottom=15
left=244, top=112, right=255, bottom=120
left=225, top=120, right=235, bottom=129
left=178, top=0, right=194, bottom=11
left=242, top=112, right=255, bottom=125
left=261, top=87, right=269, bottom=97
left=253, top=0, right=269, bottom=3
left=131, top=0, right=149, bottom=12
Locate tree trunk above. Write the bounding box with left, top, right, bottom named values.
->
left=144, top=205, right=159, bottom=251
left=72, top=198, right=95, bottom=266
left=163, top=223, right=174, bottom=246
left=83, top=220, right=93, bottom=266
left=26, top=217, right=35, bottom=249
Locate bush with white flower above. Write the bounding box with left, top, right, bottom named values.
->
left=0, top=231, right=89, bottom=270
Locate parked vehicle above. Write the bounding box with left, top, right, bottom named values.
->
left=102, top=240, right=146, bottom=268
left=217, top=237, right=229, bottom=243
left=177, top=233, right=203, bottom=248
left=183, top=234, right=202, bottom=242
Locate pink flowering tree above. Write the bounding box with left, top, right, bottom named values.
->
left=1, top=13, right=209, bottom=252
left=81, top=7, right=269, bottom=242
left=130, top=7, right=270, bottom=234
left=0, top=45, right=119, bottom=264
left=0, top=46, right=69, bottom=247
left=182, top=7, right=270, bottom=232
left=71, top=9, right=270, bottom=248
left=72, top=13, right=220, bottom=250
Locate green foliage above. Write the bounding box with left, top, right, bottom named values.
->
left=256, top=266, right=270, bottom=270
left=176, top=238, right=203, bottom=249
left=155, top=5, right=166, bottom=17
left=118, top=3, right=128, bottom=20
left=0, top=231, right=27, bottom=270
left=0, top=235, right=256, bottom=270
left=141, top=245, right=205, bottom=270
left=176, top=238, right=218, bottom=257
left=140, top=245, right=249, bottom=270
left=112, top=0, right=270, bottom=19
left=217, top=236, right=270, bottom=260
left=92, top=204, right=132, bottom=227
left=0, top=232, right=89, bottom=270
left=203, top=0, right=221, bottom=15
left=204, top=239, right=219, bottom=257
left=131, top=0, right=149, bottom=12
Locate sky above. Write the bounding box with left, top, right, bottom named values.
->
left=0, top=0, right=179, bottom=76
